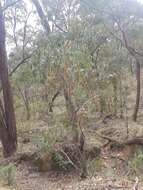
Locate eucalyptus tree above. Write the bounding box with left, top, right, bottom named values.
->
left=79, top=0, right=143, bottom=121
left=104, top=0, right=143, bottom=121
left=0, top=0, right=36, bottom=156
left=0, top=1, right=17, bottom=157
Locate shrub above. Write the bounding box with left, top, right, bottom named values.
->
left=52, top=151, right=72, bottom=171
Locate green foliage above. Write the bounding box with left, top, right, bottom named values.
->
left=30, top=123, right=69, bottom=153
left=52, top=152, right=72, bottom=171
left=87, top=159, right=103, bottom=176
left=0, top=164, right=16, bottom=186
left=129, top=150, right=143, bottom=174
left=59, top=116, right=70, bottom=129
left=9, top=0, right=143, bottom=122
left=4, top=0, right=143, bottom=180
left=32, top=135, right=50, bottom=153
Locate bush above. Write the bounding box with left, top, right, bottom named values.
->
left=52, top=151, right=72, bottom=171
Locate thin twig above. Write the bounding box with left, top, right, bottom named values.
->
left=60, top=149, right=80, bottom=170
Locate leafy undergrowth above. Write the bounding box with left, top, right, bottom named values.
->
left=2, top=84, right=143, bottom=190
left=0, top=117, right=143, bottom=189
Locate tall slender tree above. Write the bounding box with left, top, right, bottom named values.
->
left=0, top=3, right=17, bottom=157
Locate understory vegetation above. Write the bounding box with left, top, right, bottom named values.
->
left=1, top=0, right=143, bottom=189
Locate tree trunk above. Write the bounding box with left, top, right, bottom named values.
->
left=133, top=58, right=140, bottom=122
left=17, top=86, right=30, bottom=120
left=63, top=86, right=79, bottom=143
left=0, top=6, right=17, bottom=157
left=63, top=84, right=87, bottom=178
left=31, top=0, right=51, bottom=35
left=24, top=88, right=30, bottom=120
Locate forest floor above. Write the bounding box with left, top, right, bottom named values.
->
left=1, top=117, right=143, bottom=190
left=1, top=74, right=143, bottom=189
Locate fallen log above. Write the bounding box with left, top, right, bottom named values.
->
left=95, top=131, right=143, bottom=147
left=125, top=137, right=143, bottom=145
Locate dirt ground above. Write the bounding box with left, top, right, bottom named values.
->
left=14, top=161, right=143, bottom=190
left=0, top=119, right=143, bottom=190
left=8, top=161, right=143, bottom=190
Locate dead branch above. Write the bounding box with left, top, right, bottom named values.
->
left=60, top=149, right=80, bottom=170
left=108, top=185, right=129, bottom=189
left=95, top=131, right=143, bottom=147
left=49, top=90, right=60, bottom=112
left=125, top=137, right=143, bottom=145
left=94, top=131, right=121, bottom=145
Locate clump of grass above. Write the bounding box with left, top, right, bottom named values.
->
left=87, top=158, right=103, bottom=176
left=128, top=150, right=143, bottom=175
left=0, top=164, right=16, bottom=186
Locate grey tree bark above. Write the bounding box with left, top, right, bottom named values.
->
left=0, top=4, right=17, bottom=157
left=31, top=0, right=51, bottom=35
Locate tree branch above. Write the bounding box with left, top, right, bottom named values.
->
left=9, top=55, right=32, bottom=77
left=2, top=0, right=21, bottom=12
